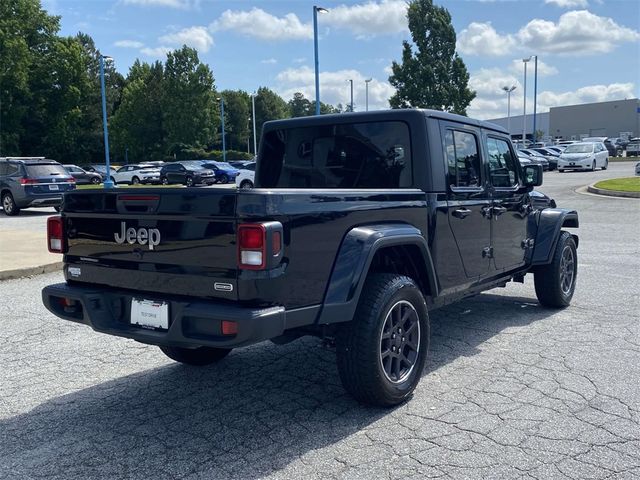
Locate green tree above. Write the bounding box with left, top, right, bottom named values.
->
left=388, top=0, right=475, bottom=115
left=220, top=90, right=250, bottom=152
left=111, top=60, right=165, bottom=162
left=254, top=87, right=289, bottom=140
left=163, top=46, right=217, bottom=150
left=289, top=92, right=312, bottom=117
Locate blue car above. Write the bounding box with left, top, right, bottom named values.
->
left=200, top=161, right=239, bottom=184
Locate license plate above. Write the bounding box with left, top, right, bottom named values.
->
left=131, top=299, right=169, bottom=330
left=49, top=184, right=59, bottom=191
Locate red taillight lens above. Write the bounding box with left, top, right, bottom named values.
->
left=221, top=320, right=238, bottom=335
left=47, top=216, right=66, bottom=253
left=20, top=178, right=38, bottom=185
left=66, top=177, right=76, bottom=183
left=238, top=224, right=266, bottom=269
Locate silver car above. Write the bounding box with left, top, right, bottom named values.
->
left=558, top=142, right=609, bottom=172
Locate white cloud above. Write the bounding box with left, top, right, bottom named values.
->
left=458, top=10, right=639, bottom=56
left=114, top=40, right=144, bottom=49
left=457, top=22, right=516, bottom=56
left=159, top=26, right=213, bottom=52
left=517, top=10, right=639, bottom=54
left=275, top=66, right=395, bottom=111
left=122, top=0, right=194, bottom=8
left=537, top=83, right=636, bottom=110
left=293, top=57, right=307, bottom=64
left=544, top=0, right=588, bottom=7
left=508, top=58, right=558, bottom=77
left=325, top=1, right=407, bottom=37
left=261, top=58, right=278, bottom=65
left=140, top=46, right=172, bottom=57
left=211, top=8, right=311, bottom=41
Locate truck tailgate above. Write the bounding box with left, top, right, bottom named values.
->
left=61, top=189, right=238, bottom=300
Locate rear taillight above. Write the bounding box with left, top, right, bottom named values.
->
left=66, top=177, right=76, bottom=183
left=237, top=222, right=283, bottom=270
left=47, top=216, right=66, bottom=253
left=20, top=178, right=38, bottom=185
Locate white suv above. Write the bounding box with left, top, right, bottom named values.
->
left=111, top=164, right=161, bottom=185
left=235, top=162, right=256, bottom=189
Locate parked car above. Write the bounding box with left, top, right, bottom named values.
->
left=635, top=162, right=640, bottom=176
left=558, top=142, right=608, bottom=172
left=228, top=160, right=254, bottom=169
left=111, top=164, right=161, bottom=185
left=160, top=161, right=216, bottom=186
left=235, top=162, right=256, bottom=189
left=626, top=139, right=640, bottom=157
left=0, top=157, right=76, bottom=215
left=86, top=165, right=117, bottom=179
left=556, top=140, right=579, bottom=147
left=582, top=137, right=619, bottom=157
left=517, top=151, right=533, bottom=166
left=63, top=164, right=102, bottom=185
left=519, top=149, right=553, bottom=171
left=199, top=161, right=240, bottom=184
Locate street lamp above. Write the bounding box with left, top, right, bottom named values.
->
left=532, top=55, right=539, bottom=144
left=313, top=6, right=329, bottom=116
left=347, top=79, right=353, bottom=112
left=99, top=54, right=114, bottom=189
left=250, top=92, right=257, bottom=157
left=365, top=78, right=372, bottom=111
left=502, top=85, right=516, bottom=137
left=522, top=56, right=531, bottom=147
left=217, top=97, right=226, bottom=162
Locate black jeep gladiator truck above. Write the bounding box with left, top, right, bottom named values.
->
left=42, top=110, right=579, bottom=407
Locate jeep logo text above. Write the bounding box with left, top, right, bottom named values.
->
left=114, top=222, right=161, bottom=250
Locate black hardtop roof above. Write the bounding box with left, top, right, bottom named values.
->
left=0, top=157, right=60, bottom=164
left=263, top=109, right=508, bottom=135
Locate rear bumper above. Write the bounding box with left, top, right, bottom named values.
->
left=42, top=282, right=288, bottom=348
left=19, top=195, right=63, bottom=208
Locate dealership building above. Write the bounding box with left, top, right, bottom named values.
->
left=487, top=98, right=640, bottom=142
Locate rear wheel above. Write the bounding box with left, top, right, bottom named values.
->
left=1, top=192, right=19, bottom=216
left=336, top=273, right=429, bottom=407
left=159, top=346, right=232, bottom=366
left=534, top=231, right=577, bottom=308
left=240, top=180, right=253, bottom=189
left=131, top=176, right=140, bottom=185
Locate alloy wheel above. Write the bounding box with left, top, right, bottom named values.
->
left=559, top=245, right=576, bottom=295
left=379, top=300, right=421, bottom=384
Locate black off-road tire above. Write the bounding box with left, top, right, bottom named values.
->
left=2, top=192, right=20, bottom=216
left=336, top=273, right=430, bottom=407
left=159, top=345, right=232, bottom=366
left=534, top=231, right=577, bottom=308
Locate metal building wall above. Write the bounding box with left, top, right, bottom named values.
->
left=548, top=99, right=639, bottom=140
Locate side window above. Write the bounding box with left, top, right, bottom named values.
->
left=6, top=164, right=20, bottom=176
left=487, top=137, right=518, bottom=188
left=444, top=129, right=481, bottom=188
left=0, top=163, right=7, bottom=176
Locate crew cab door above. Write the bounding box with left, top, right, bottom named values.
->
left=484, top=134, right=530, bottom=272
left=442, top=124, right=492, bottom=280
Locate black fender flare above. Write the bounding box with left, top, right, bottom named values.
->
left=316, top=224, right=438, bottom=325
left=531, top=208, right=579, bottom=266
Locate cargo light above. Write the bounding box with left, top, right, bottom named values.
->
left=47, top=215, right=66, bottom=253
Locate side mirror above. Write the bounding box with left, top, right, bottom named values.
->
left=522, top=164, right=543, bottom=187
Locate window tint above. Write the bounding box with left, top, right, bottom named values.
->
left=0, top=163, right=7, bottom=176
left=6, top=164, right=20, bottom=176
left=487, top=137, right=518, bottom=187
left=260, top=121, right=412, bottom=188
left=25, top=164, right=68, bottom=177
left=444, top=130, right=481, bottom=188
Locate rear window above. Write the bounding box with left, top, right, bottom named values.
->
left=25, top=164, right=68, bottom=177
left=259, top=121, right=412, bottom=188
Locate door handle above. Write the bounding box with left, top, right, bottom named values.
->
left=452, top=208, right=472, bottom=219
left=493, top=206, right=507, bottom=216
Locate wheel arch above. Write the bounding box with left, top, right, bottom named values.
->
left=531, top=209, right=579, bottom=266
left=316, top=224, right=438, bottom=325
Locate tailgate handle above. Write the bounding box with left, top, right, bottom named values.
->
left=116, top=195, right=160, bottom=213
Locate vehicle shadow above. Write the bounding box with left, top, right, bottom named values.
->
left=0, top=208, right=56, bottom=217
left=0, top=292, right=555, bottom=479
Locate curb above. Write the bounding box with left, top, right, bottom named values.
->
left=587, top=183, right=640, bottom=199
left=0, top=262, right=63, bottom=282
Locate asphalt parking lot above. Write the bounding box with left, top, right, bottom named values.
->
left=1, top=163, right=639, bottom=479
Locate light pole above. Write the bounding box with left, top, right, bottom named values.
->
left=313, top=6, right=328, bottom=116
left=522, top=56, right=531, bottom=146
left=218, top=97, right=226, bottom=162
left=99, top=55, right=114, bottom=189
left=347, top=79, right=353, bottom=112
left=364, top=78, right=372, bottom=111
left=502, top=85, right=516, bottom=137
left=532, top=55, right=538, bottom=144
left=251, top=92, right=257, bottom=157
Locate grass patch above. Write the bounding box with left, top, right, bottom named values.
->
left=76, top=184, right=182, bottom=190
left=594, top=177, right=640, bottom=193
left=610, top=156, right=639, bottom=162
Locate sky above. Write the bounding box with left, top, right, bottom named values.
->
left=42, top=0, right=640, bottom=120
